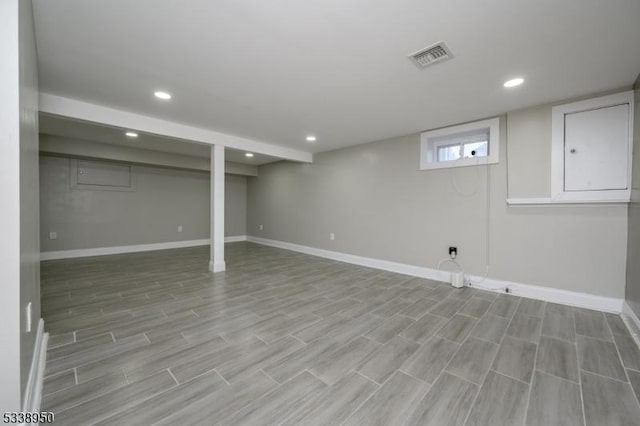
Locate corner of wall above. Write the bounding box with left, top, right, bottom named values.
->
left=19, top=0, right=42, bottom=409
left=624, top=74, right=640, bottom=319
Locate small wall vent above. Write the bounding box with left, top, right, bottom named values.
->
left=409, top=41, right=453, bottom=69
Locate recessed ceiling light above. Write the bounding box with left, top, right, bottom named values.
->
left=154, top=91, right=172, bottom=100
left=503, top=78, right=524, bottom=88
left=245, top=152, right=254, bottom=158
left=125, top=132, right=138, bottom=138
left=306, top=136, right=317, bottom=142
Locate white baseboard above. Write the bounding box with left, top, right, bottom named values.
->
left=22, top=319, right=48, bottom=413
left=209, top=260, right=226, bottom=272
left=41, top=239, right=210, bottom=260
left=224, top=235, right=247, bottom=243
left=247, top=236, right=446, bottom=280
left=41, top=237, right=246, bottom=260
left=247, top=236, right=624, bottom=313
left=469, top=277, right=623, bottom=313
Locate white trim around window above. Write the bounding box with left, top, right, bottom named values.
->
left=420, top=117, right=500, bottom=170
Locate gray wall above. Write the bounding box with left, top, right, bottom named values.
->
left=0, top=0, right=40, bottom=411
left=626, top=78, right=640, bottom=317
left=40, top=156, right=247, bottom=252
left=226, top=174, right=247, bottom=237
left=248, top=93, right=630, bottom=299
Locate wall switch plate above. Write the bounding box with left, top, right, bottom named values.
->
left=259, top=224, right=264, bottom=231
left=49, top=232, right=57, bottom=240
left=177, top=225, right=183, bottom=232
left=329, top=233, right=335, bottom=241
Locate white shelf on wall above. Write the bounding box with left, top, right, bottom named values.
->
left=507, top=197, right=630, bottom=206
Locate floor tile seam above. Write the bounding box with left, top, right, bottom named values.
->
left=337, top=368, right=403, bottom=426
left=579, top=368, right=631, bottom=385
left=42, top=370, right=145, bottom=419
left=258, top=368, right=281, bottom=386
left=45, top=340, right=146, bottom=374
left=572, top=304, right=588, bottom=426
left=577, top=327, right=631, bottom=385
left=461, top=295, right=523, bottom=426
left=575, top=332, right=615, bottom=344
left=488, top=368, right=531, bottom=386
left=539, top=330, right=576, bottom=344
left=433, top=290, right=502, bottom=386
left=166, top=368, right=180, bottom=386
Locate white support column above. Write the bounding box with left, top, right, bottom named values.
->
left=209, top=145, right=226, bottom=272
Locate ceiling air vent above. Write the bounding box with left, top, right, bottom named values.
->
left=409, top=41, right=453, bottom=69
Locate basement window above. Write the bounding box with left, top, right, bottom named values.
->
left=420, top=117, right=499, bottom=170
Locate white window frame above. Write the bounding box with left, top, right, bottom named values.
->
left=551, top=90, right=634, bottom=203
left=420, top=117, right=500, bottom=170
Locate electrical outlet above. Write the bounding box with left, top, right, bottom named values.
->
left=329, top=233, right=335, bottom=241
left=449, top=246, right=457, bottom=259
left=49, top=232, right=57, bottom=240
left=259, top=224, right=264, bottom=231
left=177, top=225, right=183, bottom=233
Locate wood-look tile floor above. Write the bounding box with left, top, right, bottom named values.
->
left=41, top=242, right=640, bottom=425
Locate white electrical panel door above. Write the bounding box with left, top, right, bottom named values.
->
left=564, top=104, right=629, bottom=191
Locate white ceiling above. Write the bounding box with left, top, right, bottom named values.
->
left=39, top=114, right=280, bottom=165
left=33, top=0, right=640, bottom=154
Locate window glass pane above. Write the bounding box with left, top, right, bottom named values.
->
left=462, top=141, right=488, bottom=158
left=437, top=144, right=461, bottom=162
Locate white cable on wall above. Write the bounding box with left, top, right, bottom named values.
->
left=468, top=114, right=513, bottom=290
left=450, top=156, right=483, bottom=197
left=436, top=257, right=463, bottom=282
left=468, top=161, right=491, bottom=285
left=446, top=117, right=509, bottom=288
left=446, top=153, right=491, bottom=285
